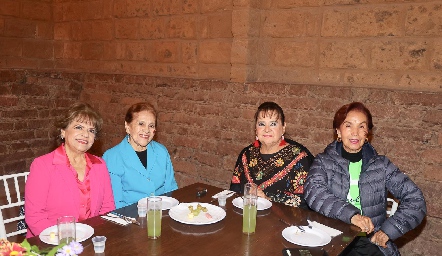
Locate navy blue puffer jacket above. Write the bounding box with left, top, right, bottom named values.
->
left=304, top=141, right=426, bottom=256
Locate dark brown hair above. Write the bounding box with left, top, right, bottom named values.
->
left=125, top=102, right=157, bottom=124
left=333, top=102, right=373, bottom=135
left=55, top=102, right=103, bottom=137
left=254, top=102, right=285, bottom=125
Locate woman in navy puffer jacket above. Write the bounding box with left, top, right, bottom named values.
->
left=304, top=102, right=426, bottom=256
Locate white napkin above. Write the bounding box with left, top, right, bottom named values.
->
left=212, top=190, right=236, bottom=199
left=308, top=220, right=343, bottom=238
left=101, top=213, right=131, bottom=226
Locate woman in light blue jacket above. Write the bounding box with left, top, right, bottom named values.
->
left=103, top=102, right=178, bottom=209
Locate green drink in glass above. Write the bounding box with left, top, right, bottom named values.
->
left=147, top=196, right=162, bottom=239
left=242, top=203, right=257, bottom=234
left=242, top=183, right=258, bottom=234
left=147, top=209, right=162, bottom=238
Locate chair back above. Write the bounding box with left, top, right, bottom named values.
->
left=386, top=198, right=398, bottom=217
left=0, top=172, right=29, bottom=239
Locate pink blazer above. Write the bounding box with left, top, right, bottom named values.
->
left=25, top=146, right=115, bottom=238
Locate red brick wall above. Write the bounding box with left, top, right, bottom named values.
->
left=48, top=0, right=233, bottom=79
left=0, top=0, right=53, bottom=69
left=2, top=1, right=441, bottom=92
left=0, top=70, right=83, bottom=175
left=231, top=1, right=442, bottom=91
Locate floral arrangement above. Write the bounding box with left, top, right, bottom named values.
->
left=0, top=239, right=83, bottom=256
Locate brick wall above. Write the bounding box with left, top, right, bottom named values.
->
left=49, top=0, right=233, bottom=80
left=1, top=0, right=441, bottom=91
left=0, top=70, right=83, bottom=175
left=0, top=0, right=54, bottom=69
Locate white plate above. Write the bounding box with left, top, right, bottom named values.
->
left=169, top=203, right=226, bottom=225
left=39, top=223, right=94, bottom=245
left=282, top=226, right=331, bottom=247
left=169, top=220, right=224, bottom=236
left=232, top=197, right=272, bottom=210
left=138, top=196, right=179, bottom=210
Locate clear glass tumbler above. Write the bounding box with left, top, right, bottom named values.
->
left=147, top=196, right=162, bottom=239
left=57, top=216, right=76, bottom=244
left=242, top=183, right=258, bottom=234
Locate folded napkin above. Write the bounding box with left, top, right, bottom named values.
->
left=101, top=213, right=134, bottom=226
left=212, top=190, right=236, bottom=199
left=308, top=220, right=343, bottom=238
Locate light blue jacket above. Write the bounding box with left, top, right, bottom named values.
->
left=103, top=136, right=178, bottom=209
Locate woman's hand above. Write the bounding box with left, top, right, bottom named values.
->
left=370, top=230, right=389, bottom=248
left=257, top=187, right=270, bottom=201
left=350, top=214, right=375, bottom=234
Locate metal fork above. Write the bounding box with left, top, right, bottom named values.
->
left=108, top=212, right=140, bottom=225
left=279, top=219, right=306, bottom=233
left=279, top=219, right=305, bottom=233
left=306, top=217, right=313, bottom=229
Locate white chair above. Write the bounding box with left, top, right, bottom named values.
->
left=386, top=198, right=398, bottom=217
left=0, top=172, right=29, bottom=239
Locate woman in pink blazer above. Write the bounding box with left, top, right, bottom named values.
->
left=25, top=103, right=115, bottom=238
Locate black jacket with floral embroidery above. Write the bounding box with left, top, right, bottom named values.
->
left=230, top=139, right=313, bottom=208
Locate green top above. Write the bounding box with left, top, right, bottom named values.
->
left=347, top=160, right=362, bottom=213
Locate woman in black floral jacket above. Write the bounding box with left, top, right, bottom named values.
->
left=230, top=102, right=313, bottom=208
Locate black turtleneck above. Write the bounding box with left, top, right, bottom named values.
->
left=136, top=149, right=147, bottom=168
left=341, top=144, right=362, bottom=163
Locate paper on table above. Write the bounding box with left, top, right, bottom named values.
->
left=307, top=220, right=343, bottom=238
left=212, top=190, right=235, bottom=199
left=101, top=213, right=132, bottom=226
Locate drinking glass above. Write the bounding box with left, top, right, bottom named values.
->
left=57, top=216, right=76, bottom=244
left=218, top=194, right=227, bottom=207
left=242, top=183, right=258, bottom=234
left=138, top=198, right=148, bottom=217
left=92, top=236, right=107, bottom=253
left=147, top=196, right=162, bottom=239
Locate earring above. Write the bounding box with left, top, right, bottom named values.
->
left=337, top=137, right=342, bottom=142
left=279, top=135, right=287, bottom=146
left=253, top=136, right=260, bottom=147
left=365, top=138, right=369, bottom=143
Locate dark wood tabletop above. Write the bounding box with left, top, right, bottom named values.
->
left=28, top=183, right=360, bottom=256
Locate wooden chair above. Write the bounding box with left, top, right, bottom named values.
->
left=386, top=198, right=398, bottom=217
left=0, top=172, right=29, bottom=239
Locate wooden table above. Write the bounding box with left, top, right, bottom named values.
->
left=28, top=183, right=360, bottom=256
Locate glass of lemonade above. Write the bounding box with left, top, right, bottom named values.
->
left=147, top=196, right=162, bottom=239
left=242, top=183, right=258, bottom=234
